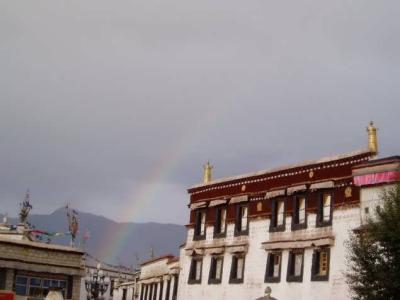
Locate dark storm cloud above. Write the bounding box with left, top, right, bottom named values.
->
left=0, top=0, right=399, bottom=224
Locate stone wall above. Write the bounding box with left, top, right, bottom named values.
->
left=0, top=239, right=83, bottom=275
left=0, top=239, right=84, bottom=300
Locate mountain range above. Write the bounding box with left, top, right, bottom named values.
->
left=0, top=208, right=186, bottom=268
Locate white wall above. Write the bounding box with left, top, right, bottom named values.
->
left=178, top=207, right=362, bottom=300
left=359, top=184, right=395, bottom=224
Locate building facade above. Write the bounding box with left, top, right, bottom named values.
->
left=80, top=259, right=136, bottom=300
left=0, top=231, right=85, bottom=300
left=113, top=255, right=179, bottom=300
left=177, top=123, right=397, bottom=300
left=137, top=255, right=179, bottom=300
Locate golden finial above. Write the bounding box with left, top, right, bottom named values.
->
left=367, top=121, right=378, bottom=154
left=203, top=161, right=213, bottom=184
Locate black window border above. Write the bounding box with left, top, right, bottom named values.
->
left=286, top=249, right=304, bottom=282
left=311, top=247, right=330, bottom=281
left=316, top=191, right=333, bottom=228
left=234, top=204, right=249, bottom=237
left=264, top=251, right=282, bottom=283
left=213, top=205, right=227, bottom=239
left=188, top=256, right=203, bottom=284
left=291, top=194, right=308, bottom=231
left=229, top=253, right=246, bottom=284
left=269, top=197, right=286, bottom=232
left=193, top=209, right=207, bottom=241
left=208, top=255, right=224, bottom=284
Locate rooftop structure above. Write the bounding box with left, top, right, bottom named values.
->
left=175, top=122, right=397, bottom=300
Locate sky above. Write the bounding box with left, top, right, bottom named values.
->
left=0, top=0, right=399, bottom=225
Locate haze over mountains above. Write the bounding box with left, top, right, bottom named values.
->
left=0, top=208, right=186, bottom=267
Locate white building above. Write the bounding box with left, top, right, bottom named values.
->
left=80, top=258, right=136, bottom=300
left=177, top=123, right=398, bottom=300
left=113, top=255, right=179, bottom=300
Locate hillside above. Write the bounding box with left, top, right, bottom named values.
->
left=0, top=209, right=186, bottom=267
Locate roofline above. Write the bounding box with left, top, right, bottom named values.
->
left=189, top=149, right=372, bottom=191
left=352, top=156, right=400, bottom=169
left=0, top=237, right=85, bottom=254
left=140, top=254, right=176, bottom=267
left=84, top=263, right=136, bottom=275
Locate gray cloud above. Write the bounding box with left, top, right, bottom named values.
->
left=0, top=0, right=399, bottom=224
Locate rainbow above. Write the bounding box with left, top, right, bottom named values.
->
left=96, top=140, right=186, bottom=263
left=94, top=106, right=225, bottom=264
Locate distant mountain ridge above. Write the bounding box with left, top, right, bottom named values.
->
left=0, top=208, right=186, bottom=267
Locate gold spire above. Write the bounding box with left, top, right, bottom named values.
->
left=203, top=161, right=213, bottom=184
left=367, top=121, right=378, bottom=154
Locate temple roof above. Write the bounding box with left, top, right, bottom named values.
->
left=189, top=149, right=372, bottom=192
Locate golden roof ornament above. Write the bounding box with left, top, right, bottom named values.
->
left=203, top=161, right=213, bottom=184
left=367, top=121, right=378, bottom=154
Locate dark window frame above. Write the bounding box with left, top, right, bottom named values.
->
left=110, top=279, right=115, bottom=296
left=316, top=191, right=333, bottom=227
left=208, top=255, right=224, bottom=284
left=140, top=284, right=144, bottom=300
left=144, top=285, right=148, bottom=300
left=188, top=256, right=203, bottom=284
left=0, top=269, right=6, bottom=290
left=234, top=204, right=249, bottom=237
left=291, top=194, right=308, bottom=231
left=165, top=279, right=171, bottom=300
left=122, top=288, right=127, bottom=300
left=149, top=283, right=154, bottom=300
left=213, top=205, right=227, bottom=238
left=229, top=254, right=246, bottom=284
left=311, top=247, right=330, bottom=281
left=264, top=251, right=282, bottom=283
left=193, top=209, right=207, bottom=241
left=286, top=249, right=304, bottom=282
left=172, top=274, right=179, bottom=300
left=269, top=197, right=286, bottom=232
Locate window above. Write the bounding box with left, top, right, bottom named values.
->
left=214, top=206, right=227, bottom=237
left=122, top=288, right=127, bottom=300
left=172, top=275, right=179, bottom=300
left=193, top=210, right=206, bottom=240
left=292, top=196, right=307, bottom=230
left=165, top=278, right=171, bottom=300
left=317, top=193, right=332, bottom=226
left=140, top=285, right=144, bottom=300
left=188, top=257, right=203, bottom=284
left=15, top=276, right=28, bottom=296
left=110, top=279, right=115, bottom=296
left=208, top=256, right=224, bottom=284
left=229, top=254, right=245, bottom=284
left=234, top=205, right=248, bottom=236
left=311, top=248, right=330, bottom=281
left=270, top=198, right=285, bottom=232
left=287, top=250, right=304, bottom=282
left=265, top=252, right=282, bottom=283
left=0, top=269, right=6, bottom=290
left=14, top=276, right=67, bottom=298
left=29, top=278, right=42, bottom=297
